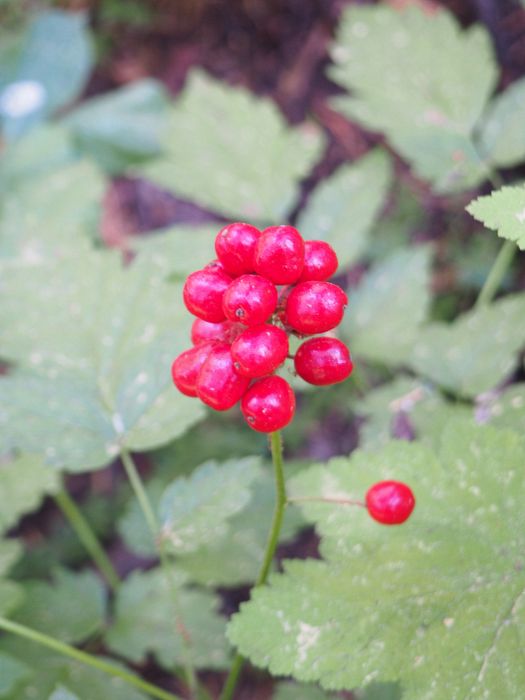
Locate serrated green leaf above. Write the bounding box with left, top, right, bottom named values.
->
left=467, top=185, right=525, bottom=250
left=229, top=423, right=525, bottom=698
left=0, top=455, right=59, bottom=533
left=273, top=681, right=333, bottom=699
left=409, top=294, right=525, bottom=397
left=106, top=567, right=230, bottom=670
left=139, top=70, right=323, bottom=221
left=342, top=247, right=431, bottom=365
left=0, top=653, right=31, bottom=697
left=296, top=150, right=391, bottom=268
left=478, top=78, right=525, bottom=168
left=329, top=5, right=496, bottom=192
left=48, top=687, right=80, bottom=700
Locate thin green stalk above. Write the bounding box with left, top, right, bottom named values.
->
left=54, top=486, right=120, bottom=592
left=475, top=239, right=516, bottom=308
left=0, top=616, right=183, bottom=700
left=220, top=430, right=287, bottom=700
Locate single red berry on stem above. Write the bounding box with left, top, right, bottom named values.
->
left=183, top=268, right=232, bottom=323
left=285, top=281, right=347, bottom=335
left=241, top=376, right=296, bottom=432
left=254, top=225, right=305, bottom=285
left=295, top=337, right=353, bottom=385
left=196, top=344, right=250, bottom=411
left=299, top=240, right=338, bottom=282
left=171, top=343, right=215, bottom=397
left=231, top=324, right=289, bottom=378
left=366, top=481, right=415, bottom=525
left=191, top=318, right=243, bottom=346
left=215, top=222, right=262, bottom=276
left=223, top=274, right=278, bottom=326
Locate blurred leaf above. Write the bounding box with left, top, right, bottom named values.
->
left=343, top=247, right=431, bottom=365
left=329, top=5, right=496, bottom=192
left=478, top=77, right=525, bottom=168
left=482, top=384, right=525, bottom=436
left=0, top=541, right=22, bottom=616
left=65, top=80, right=170, bottom=173
left=48, top=688, right=80, bottom=700
left=367, top=184, right=422, bottom=262
left=467, top=185, right=525, bottom=250
left=409, top=294, right=525, bottom=397
left=297, top=149, right=392, bottom=268
left=273, top=682, right=333, bottom=699
left=0, top=541, right=21, bottom=577
left=106, top=567, right=230, bottom=670
left=139, top=70, right=324, bottom=221
left=0, top=653, right=31, bottom=697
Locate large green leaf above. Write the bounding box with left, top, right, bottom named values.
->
left=228, top=423, right=525, bottom=697
left=296, top=150, right=392, bottom=268
left=467, top=185, right=525, bottom=251
left=482, top=384, right=525, bottom=436
left=0, top=653, right=30, bottom=697
left=329, top=5, right=497, bottom=192
left=106, top=567, right=230, bottom=670
left=139, top=70, right=323, bottom=221
left=409, top=294, right=525, bottom=397
left=478, top=77, right=525, bottom=168
left=273, top=682, right=333, bottom=699
left=0, top=252, right=205, bottom=470
left=342, top=247, right=431, bottom=366
left=48, top=687, right=80, bottom=700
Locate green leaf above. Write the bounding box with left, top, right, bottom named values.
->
left=0, top=252, right=205, bottom=471
left=467, top=185, right=525, bottom=251
left=478, top=77, right=525, bottom=168
left=0, top=455, right=60, bottom=533
left=342, top=247, right=431, bottom=365
left=0, top=541, right=23, bottom=617
left=228, top=423, right=525, bottom=697
left=409, top=293, right=525, bottom=397
left=48, top=687, right=81, bottom=700
left=296, top=150, right=391, bottom=268
left=273, top=682, right=333, bottom=699
left=12, top=569, right=105, bottom=643
left=106, top=567, right=230, bottom=670
left=481, top=384, right=525, bottom=436
left=329, top=5, right=497, bottom=192
left=139, top=70, right=323, bottom=221
left=65, top=80, right=170, bottom=173
left=0, top=653, right=31, bottom=697
left=0, top=540, right=21, bottom=577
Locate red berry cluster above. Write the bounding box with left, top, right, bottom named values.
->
left=171, top=223, right=353, bottom=433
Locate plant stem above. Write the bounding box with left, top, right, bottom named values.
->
left=220, top=430, right=287, bottom=700
left=54, top=486, right=120, bottom=592
left=287, top=496, right=366, bottom=508
left=475, top=239, right=516, bottom=308
left=0, top=616, right=183, bottom=700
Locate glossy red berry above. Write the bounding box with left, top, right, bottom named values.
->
left=285, top=281, right=347, bottom=335
left=183, top=268, right=232, bottom=323
left=366, top=481, right=415, bottom=525
left=241, top=376, right=296, bottom=432
left=231, top=324, right=289, bottom=378
left=294, top=337, right=353, bottom=385
left=254, top=225, right=305, bottom=285
left=171, top=343, right=215, bottom=397
left=222, top=274, right=278, bottom=326
left=299, top=240, right=338, bottom=282
left=196, top=344, right=250, bottom=411
left=191, top=318, right=243, bottom=346
left=215, top=222, right=262, bottom=276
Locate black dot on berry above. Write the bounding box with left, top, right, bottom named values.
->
left=235, top=308, right=245, bottom=318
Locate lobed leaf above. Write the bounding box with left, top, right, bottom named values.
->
left=467, top=185, right=525, bottom=251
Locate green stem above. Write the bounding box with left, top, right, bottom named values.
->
left=54, top=486, right=120, bottom=593
left=0, top=616, right=183, bottom=700
left=220, top=430, right=287, bottom=700
left=475, top=239, right=516, bottom=308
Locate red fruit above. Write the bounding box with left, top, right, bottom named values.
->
left=294, top=337, right=353, bottom=385
left=285, top=281, right=347, bottom=335
left=366, top=481, right=415, bottom=525
left=222, top=274, right=278, bottom=326
left=183, top=268, right=232, bottom=322
left=254, top=225, right=305, bottom=285
left=299, top=240, right=338, bottom=282
left=191, top=319, right=243, bottom=346
left=215, top=222, right=262, bottom=276
left=171, top=343, right=215, bottom=397
left=241, top=376, right=296, bottom=432
left=196, top=343, right=250, bottom=410
left=231, top=324, right=289, bottom=378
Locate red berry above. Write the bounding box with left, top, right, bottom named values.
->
left=171, top=343, right=215, bottom=397
left=183, top=268, right=232, bottom=322
left=285, top=281, right=347, bottom=335
left=294, top=337, right=353, bottom=385
left=215, top=222, right=262, bottom=276
left=299, top=240, right=338, bottom=282
left=366, top=481, right=415, bottom=525
left=254, top=225, right=305, bottom=285
left=241, top=376, right=296, bottom=432
left=196, top=343, right=250, bottom=411
left=222, top=274, right=278, bottom=326
left=231, top=324, right=289, bottom=378
left=191, top=319, right=243, bottom=346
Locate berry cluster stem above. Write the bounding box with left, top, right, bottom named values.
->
left=475, top=239, right=516, bottom=308
left=220, top=430, right=287, bottom=700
